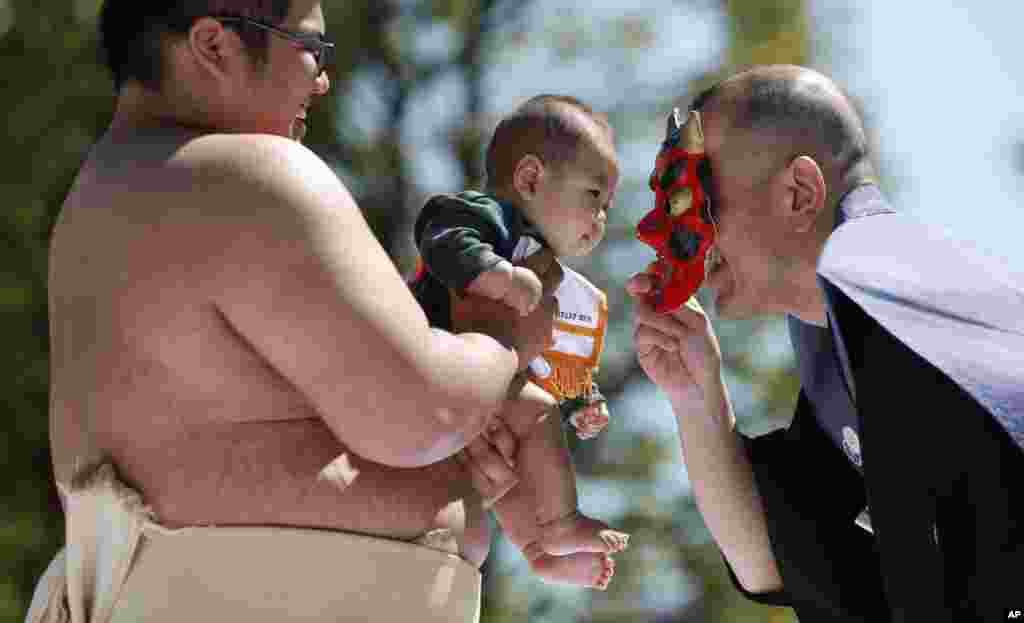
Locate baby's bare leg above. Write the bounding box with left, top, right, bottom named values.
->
left=492, top=384, right=628, bottom=588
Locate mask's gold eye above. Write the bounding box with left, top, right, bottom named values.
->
left=669, top=187, right=692, bottom=217
left=683, top=110, right=705, bottom=154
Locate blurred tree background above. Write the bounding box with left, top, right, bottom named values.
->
left=0, top=0, right=824, bottom=621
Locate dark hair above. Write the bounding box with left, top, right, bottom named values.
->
left=99, top=0, right=292, bottom=91
left=484, top=94, right=609, bottom=189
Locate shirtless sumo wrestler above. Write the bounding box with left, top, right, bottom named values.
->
left=31, top=1, right=556, bottom=621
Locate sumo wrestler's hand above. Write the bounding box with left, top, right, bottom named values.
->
left=455, top=433, right=520, bottom=508
left=455, top=380, right=558, bottom=507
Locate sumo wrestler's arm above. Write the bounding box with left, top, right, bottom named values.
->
left=209, top=138, right=536, bottom=468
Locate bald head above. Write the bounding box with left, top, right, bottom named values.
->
left=694, top=65, right=873, bottom=198
left=485, top=95, right=611, bottom=190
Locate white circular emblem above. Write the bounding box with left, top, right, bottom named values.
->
left=842, top=426, right=862, bottom=467
left=529, top=356, right=552, bottom=379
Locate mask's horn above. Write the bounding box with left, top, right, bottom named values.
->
left=665, top=108, right=683, bottom=145
left=683, top=110, right=705, bottom=154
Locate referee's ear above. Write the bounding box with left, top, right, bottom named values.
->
left=786, top=155, right=826, bottom=233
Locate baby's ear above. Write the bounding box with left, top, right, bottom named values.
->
left=512, top=154, right=544, bottom=200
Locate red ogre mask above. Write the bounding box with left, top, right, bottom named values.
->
left=636, top=108, right=716, bottom=313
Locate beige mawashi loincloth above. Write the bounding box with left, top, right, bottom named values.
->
left=26, top=463, right=481, bottom=623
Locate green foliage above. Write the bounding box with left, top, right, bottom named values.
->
left=0, top=2, right=111, bottom=619
left=726, top=0, right=810, bottom=69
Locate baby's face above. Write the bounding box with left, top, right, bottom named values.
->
left=531, top=135, right=619, bottom=257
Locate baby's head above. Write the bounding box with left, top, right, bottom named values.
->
left=484, top=95, right=619, bottom=258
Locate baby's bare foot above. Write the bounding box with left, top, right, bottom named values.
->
left=594, top=554, right=615, bottom=590
left=536, top=511, right=630, bottom=557
left=598, top=529, right=630, bottom=553
left=523, top=549, right=617, bottom=590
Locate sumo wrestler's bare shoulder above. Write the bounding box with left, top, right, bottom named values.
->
left=170, top=132, right=352, bottom=218
left=171, top=133, right=517, bottom=469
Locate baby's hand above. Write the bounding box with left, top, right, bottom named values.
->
left=467, top=261, right=543, bottom=316
left=506, top=265, right=543, bottom=316
left=569, top=401, right=610, bottom=440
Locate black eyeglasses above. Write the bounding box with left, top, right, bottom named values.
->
left=214, top=16, right=335, bottom=75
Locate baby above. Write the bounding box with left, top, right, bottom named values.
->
left=409, top=95, right=628, bottom=590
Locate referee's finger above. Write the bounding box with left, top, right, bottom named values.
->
left=634, top=299, right=690, bottom=339
left=625, top=272, right=657, bottom=297
left=667, top=297, right=711, bottom=332
left=634, top=325, right=679, bottom=354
